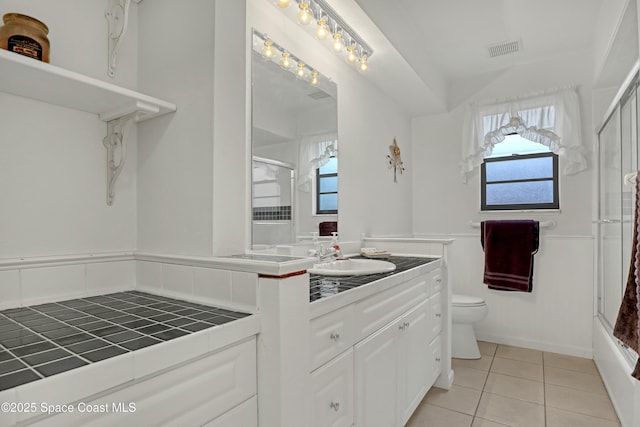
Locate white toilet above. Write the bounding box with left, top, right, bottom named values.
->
left=452, top=294, right=488, bottom=359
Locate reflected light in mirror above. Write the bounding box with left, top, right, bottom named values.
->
left=280, top=51, right=293, bottom=69
left=331, top=32, right=344, bottom=54
left=346, top=44, right=358, bottom=64
left=295, top=62, right=307, bottom=79
left=262, top=39, right=276, bottom=59
left=275, top=0, right=290, bottom=8
left=310, top=71, right=320, bottom=86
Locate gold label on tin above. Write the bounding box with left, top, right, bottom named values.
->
left=8, top=35, right=42, bottom=60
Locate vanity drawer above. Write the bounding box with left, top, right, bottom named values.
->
left=310, top=303, right=356, bottom=371
left=355, top=275, right=428, bottom=341
left=311, top=348, right=354, bottom=427
left=429, top=291, right=443, bottom=341
left=430, top=269, right=443, bottom=295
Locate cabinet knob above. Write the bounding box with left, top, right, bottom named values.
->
left=399, top=323, right=405, bottom=331
left=435, top=313, right=441, bottom=318
left=436, top=278, right=442, bottom=283
left=404, top=321, right=410, bottom=329
left=435, top=357, right=441, bottom=362
left=330, top=332, right=340, bottom=341
left=330, top=401, right=340, bottom=412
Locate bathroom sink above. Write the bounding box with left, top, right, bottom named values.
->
left=308, top=258, right=396, bottom=276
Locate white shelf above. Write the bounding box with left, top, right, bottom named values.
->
left=0, top=49, right=176, bottom=122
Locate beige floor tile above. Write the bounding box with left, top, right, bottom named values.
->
left=495, top=345, right=543, bottom=365
left=405, top=403, right=472, bottom=427
left=544, top=366, right=607, bottom=396
left=543, top=352, right=598, bottom=375
left=545, top=383, right=618, bottom=421
left=452, top=355, right=493, bottom=372
left=471, top=418, right=511, bottom=427
left=475, top=392, right=545, bottom=427
left=483, top=372, right=544, bottom=404
left=453, top=365, right=489, bottom=390
left=478, top=341, right=497, bottom=357
left=490, top=357, right=543, bottom=382
left=425, top=384, right=482, bottom=416
left=546, top=406, right=621, bottom=427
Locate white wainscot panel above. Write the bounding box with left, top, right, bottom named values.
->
left=162, top=263, right=194, bottom=296
left=450, top=235, right=594, bottom=357
left=193, top=267, right=232, bottom=307
left=231, top=271, right=258, bottom=311
left=20, top=264, right=86, bottom=305
left=86, top=261, right=136, bottom=294
left=0, top=269, right=20, bottom=310
left=136, top=261, right=162, bottom=291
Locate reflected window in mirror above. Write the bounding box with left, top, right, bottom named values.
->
left=316, top=156, right=338, bottom=214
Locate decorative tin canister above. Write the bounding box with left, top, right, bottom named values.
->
left=0, top=13, right=50, bottom=62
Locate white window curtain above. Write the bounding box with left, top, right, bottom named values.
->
left=460, top=87, right=586, bottom=182
left=298, top=132, right=338, bottom=192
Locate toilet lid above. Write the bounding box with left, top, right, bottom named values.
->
left=452, top=294, right=486, bottom=307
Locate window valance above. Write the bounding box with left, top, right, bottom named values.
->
left=297, top=132, right=338, bottom=192
left=460, top=88, right=586, bottom=182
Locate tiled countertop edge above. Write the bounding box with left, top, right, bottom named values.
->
left=0, top=314, right=260, bottom=424
left=309, top=257, right=442, bottom=319
left=0, top=251, right=315, bottom=277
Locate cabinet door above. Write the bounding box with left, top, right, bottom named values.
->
left=311, top=349, right=354, bottom=427
left=400, top=299, right=431, bottom=425
left=428, top=335, right=443, bottom=386
left=203, top=396, right=257, bottom=427
left=354, top=319, right=402, bottom=427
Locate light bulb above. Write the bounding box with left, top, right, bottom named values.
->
left=358, top=56, right=369, bottom=73
left=280, top=52, right=293, bottom=69
left=331, top=33, right=344, bottom=53
left=262, top=40, right=275, bottom=59
left=346, top=45, right=358, bottom=64
left=316, top=18, right=330, bottom=40
left=310, top=71, right=320, bottom=86
left=275, top=0, right=290, bottom=8
left=295, top=63, right=306, bottom=79
left=297, top=2, right=312, bottom=25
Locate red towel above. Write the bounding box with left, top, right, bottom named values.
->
left=481, top=220, right=539, bottom=292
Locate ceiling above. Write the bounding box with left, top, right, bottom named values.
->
left=343, top=0, right=606, bottom=115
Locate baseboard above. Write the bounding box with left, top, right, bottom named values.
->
left=475, top=332, right=593, bottom=359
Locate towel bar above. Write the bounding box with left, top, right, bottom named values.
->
left=469, top=220, right=556, bottom=229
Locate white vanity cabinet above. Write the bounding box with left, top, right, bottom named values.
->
left=309, top=264, right=446, bottom=427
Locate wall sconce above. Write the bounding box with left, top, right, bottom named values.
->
left=271, top=0, right=373, bottom=72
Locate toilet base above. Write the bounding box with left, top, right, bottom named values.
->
left=452, top=323, right=481, bottom=359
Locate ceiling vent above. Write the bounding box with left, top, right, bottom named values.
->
left=488, top=39, right=521, bottom=58
left=308, top=90, right=331, bottom=100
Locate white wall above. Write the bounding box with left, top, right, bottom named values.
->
left=136, top=0, right=248, bottom=256
left=248, top=1, right=414, bottom=245
left=0, top=0, right=139, bottom=258
left=412, top=51, right=596, bottom=356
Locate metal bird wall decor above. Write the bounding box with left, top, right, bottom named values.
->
left=387, top=138, right=405, bottom=183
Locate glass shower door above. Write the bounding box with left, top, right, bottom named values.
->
left=598, top=107, right=623, bottom=329
left=251, top=158, right=295, bottom=247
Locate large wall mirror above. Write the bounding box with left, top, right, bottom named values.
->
left=251, top=31, right=338, bottom=249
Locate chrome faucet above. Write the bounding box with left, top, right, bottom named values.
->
left=308, top=244, right=338, bottom=262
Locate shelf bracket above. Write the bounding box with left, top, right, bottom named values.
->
left=103, top=114, right=135, bottom=206
left=106, top=0, right=131, bottom=78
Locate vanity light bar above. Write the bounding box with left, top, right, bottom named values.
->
left=312, top=0, right=373, bottom=58
left=272, top=0, right=374, bottom=71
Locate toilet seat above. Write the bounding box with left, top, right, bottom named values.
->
left=452, top=294, right=486, bottom=307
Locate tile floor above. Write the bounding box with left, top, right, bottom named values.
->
left=406, top=341, right=621, bottom=427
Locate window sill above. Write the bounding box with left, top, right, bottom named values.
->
left=478, top=209, right=561, bottom=214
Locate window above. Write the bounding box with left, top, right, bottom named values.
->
left=316, top=156, right=338, bottom=214
left=481, top=134, right=559, bottom=211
